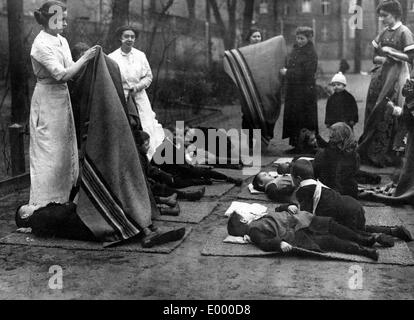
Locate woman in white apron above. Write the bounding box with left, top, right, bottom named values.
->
left=28, top=1, right=96, bottom=209
left=108, top=26, right=165, bottom=160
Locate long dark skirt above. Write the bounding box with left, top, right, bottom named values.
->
left=283, top=83, right=318, bottom=146
left=358, top=61, right=409, bottom=167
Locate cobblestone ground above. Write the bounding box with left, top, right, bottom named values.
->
left=0, top=75, right=413, bottom=300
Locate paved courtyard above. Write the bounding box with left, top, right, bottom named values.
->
left=0, top=74, right=413, bottom=300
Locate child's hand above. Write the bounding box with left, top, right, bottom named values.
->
left=392, top=106, right=403, bottom=117
left=280, top=242, right=293, bottom=253
left=287, top=205, right=298, bottom=215
left=348, top=121, right=355, bottom=127
left=280, top=68, right=287, bottom=76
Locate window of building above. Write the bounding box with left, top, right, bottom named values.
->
left=283, top=3, right=290, bottom=16
left=259, top=0, right=269, bottom=15
left=410, top=0, right=414, bottom=12
left=321, top=25, right=329, bottom=41
left=302, top=0, right=312, bottom=13
left=321, top=0, right=331, bottom=15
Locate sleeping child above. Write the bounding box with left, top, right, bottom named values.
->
left=227, top=209, right=380, bottom=260
left=252, top=172, right=295, bottom=203
left=289, top=159, right=412, bottom=244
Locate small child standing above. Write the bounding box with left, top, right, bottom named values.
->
left=325, top=72, right=359, bottom=129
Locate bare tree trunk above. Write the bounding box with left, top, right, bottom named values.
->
left=242, top=0, right=255, bottom=42
left=186, top=0, right=196, bottom=19
left=227, top=0, right=237, bottom=49
left=272, top=1, right=279, bottom=35
left=7, top=0, right=29, bottom=175
left=337, top=0, right=344, bottom=59
left=146, top=0, right=176, bottom=57
left=354, top=0, right=362, bottom=73
left=105, top=0, right=130, bottom=52
left=208, top=0, right=237, bottom=49
left=7, top=0, right=29, bottom=124
left=374, top=0, right=381, bottom=34
left=400, top=0, right=408, bottom=23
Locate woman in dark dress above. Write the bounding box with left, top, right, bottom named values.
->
left=281, top=27, right=319, bottom=149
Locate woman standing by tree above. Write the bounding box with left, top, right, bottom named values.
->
left=28, top=1, right=96, bottom=209
left=281, top=27, right=319, bottom=151
left=108, top=26, right=165, bottom=160
left=358, top=0, right=414, bottom=167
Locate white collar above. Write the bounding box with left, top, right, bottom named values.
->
left=388, top=21, right=402, bottom=31
left=120, top=47, right=135, bottom=56
left=299, top=179, right=318, bottom=188
left=40, top=30, right=63, bottom=45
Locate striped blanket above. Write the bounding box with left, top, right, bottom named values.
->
left=224, top=36, right=287, bottom=145
left=74, top=47, right=157, bottom=245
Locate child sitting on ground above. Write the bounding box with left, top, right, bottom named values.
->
left=227, top=209, right=380, bottom=260
left=289, top=159, right=412, bottom=244
left=252, top=172, right=295, bottom=203
left=325, top=72, right=359, bottom=130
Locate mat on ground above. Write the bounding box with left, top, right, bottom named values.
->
left=201, top=203, right=414, bottom=265
left=154, top=201, right=219, bottom=224
left=180, top=183, right=235, bottom=198
left=0, top=224, right=192, bottom=254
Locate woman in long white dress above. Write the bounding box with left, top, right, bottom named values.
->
left=28, top=1, right=96, bottom=209
left=108, top=26, right=165, bottom=160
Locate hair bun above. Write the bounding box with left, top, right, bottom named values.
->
left=33, top=9, right=44, bottom=25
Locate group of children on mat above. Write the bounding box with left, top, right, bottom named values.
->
left=229, top=156, right=413, bottom=261
left=135, top=130, right=243, bottom=217
left=227, top=73, right=412, bottom=260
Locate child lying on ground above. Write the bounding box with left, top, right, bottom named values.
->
left=136, top=131, right=243, bottom=188
left=252, top=172, right=295, bottom=203
left=135, top=131, right=206, bottom=202
left=15, top=203, right=185, bottom=248
left=227, top=209, right=380, bottom=260
left=288, top=159, right=412, bottom=244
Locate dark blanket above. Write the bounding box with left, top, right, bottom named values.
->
left=73, top=47, right=157, bottom=245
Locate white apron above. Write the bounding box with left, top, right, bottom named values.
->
left=108, top=48, right=165, bottom=160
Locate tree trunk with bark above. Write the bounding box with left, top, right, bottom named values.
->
left=242, top=0, right=255, bottom=43
left=186, top=0, right=196, bottom=19
left=7, top=0, right=29, bottom=124
left=208, top=0, right=238, bottom=49
left=7, top=0, right=29, bottom=175
left=337, top=0, right=344, bottom=59
left=105, top=0, right=130, bottom=53
left=354, top=0, right=363, bottom=73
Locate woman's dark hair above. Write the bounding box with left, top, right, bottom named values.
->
left=71, top=42, right=90, bottom=62
left=246, top=27, right=262, bottom=42
left=296, top=26, right=314, bottom=38
left=116, top=25, right=139, bottom=39
left=34, top=1, right=67, bottom=27
left=376, top=0, right=403, bottom=19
